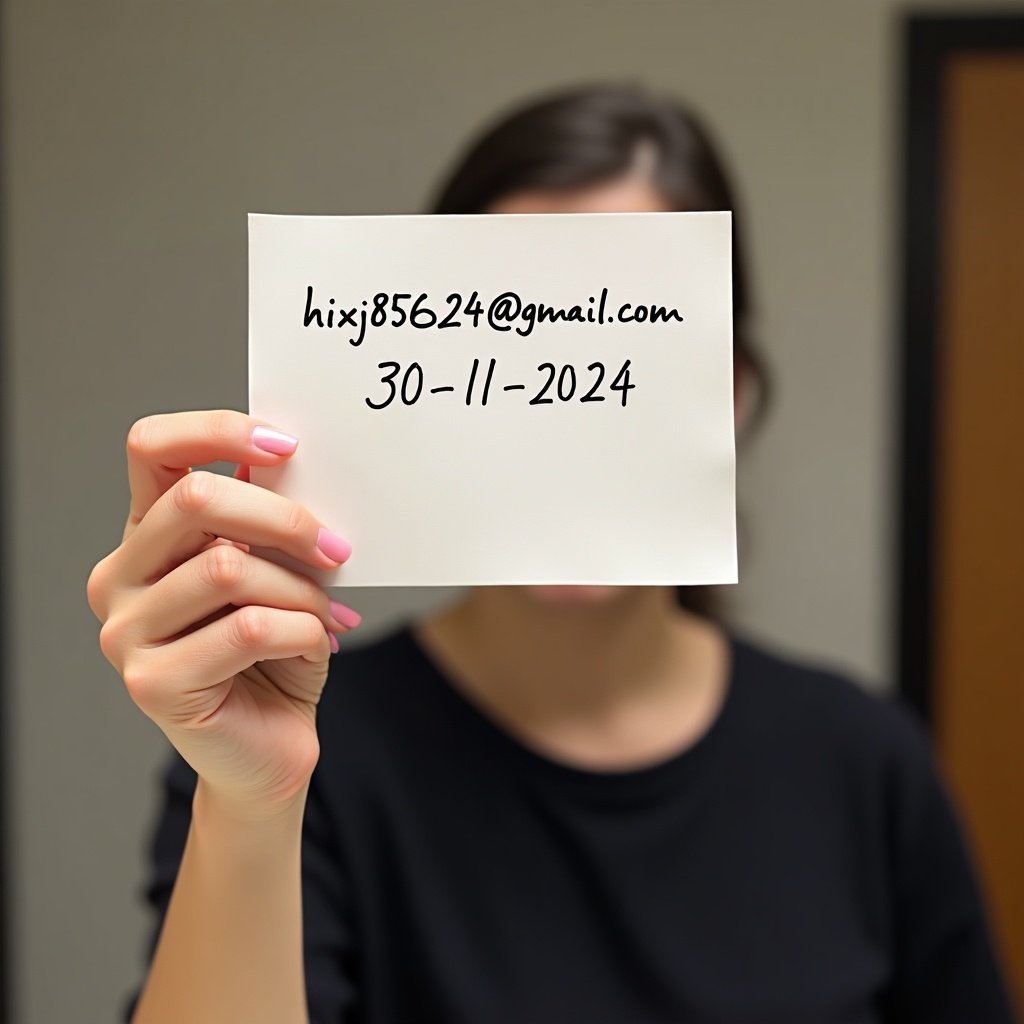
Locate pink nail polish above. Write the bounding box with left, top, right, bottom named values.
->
left=251, top=426, right=298, bottom=455
left=328, top=632, right=340, bottom=654
left=329, top=600, right=362, bottom=629
left=316, top=527, right=352, bottom=564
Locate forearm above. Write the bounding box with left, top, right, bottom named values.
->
left=132, top=779, right=310, bottom=1024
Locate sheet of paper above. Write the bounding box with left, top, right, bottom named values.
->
left=248, top=211, right=736, bottom=587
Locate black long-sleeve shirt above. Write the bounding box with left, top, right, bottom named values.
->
left=123, top=623, right=1016, bottom=1023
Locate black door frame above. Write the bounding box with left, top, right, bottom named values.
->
left=897, top=11, right=1024, bottom=723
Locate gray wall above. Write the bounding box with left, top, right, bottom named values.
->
left=6, top=1, right=1018, bottom=1020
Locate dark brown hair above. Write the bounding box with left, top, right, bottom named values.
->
left=428, top=83, right=771, bottom=616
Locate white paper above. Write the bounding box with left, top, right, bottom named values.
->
left=248, top=212, right=736, bottom=587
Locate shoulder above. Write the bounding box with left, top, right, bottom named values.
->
left=723, top=631, right=964, bottom=871
left=726, top=648, right=1012, bottom=1018
left=726, top=629, right=934, bottom=779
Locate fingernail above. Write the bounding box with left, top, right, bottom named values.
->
left=329, top=600, right=362, bottom=630
left=328, top=632, right=340, bottom=655
left=251, top=426, right=298, bottom=455
left=316, top=527, right=352, bottom=564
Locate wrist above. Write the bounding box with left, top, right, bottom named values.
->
left=192, top=777, right=309, bottom=835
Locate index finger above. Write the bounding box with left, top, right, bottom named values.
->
left=125, top=410, right=298, bottom=535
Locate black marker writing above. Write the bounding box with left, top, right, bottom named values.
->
left=364, top=358, right=636, bottom=410
left=302, top=287, right=683, bottom=345
left=303, top=286, right=369, bottom=346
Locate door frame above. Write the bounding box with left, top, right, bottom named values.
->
left=897, top=12, right=1024, bottom=722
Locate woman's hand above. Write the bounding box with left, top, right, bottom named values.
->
left=87, top=410, right=360, bottom=819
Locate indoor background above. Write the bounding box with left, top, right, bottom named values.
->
left=3, top=1, right=1022, bottom=1021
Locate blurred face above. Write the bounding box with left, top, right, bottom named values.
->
left=484, top=174, right=677, bottom=608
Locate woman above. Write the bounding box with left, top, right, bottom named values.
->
left=89, top=84, right=1014, bottom=1023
